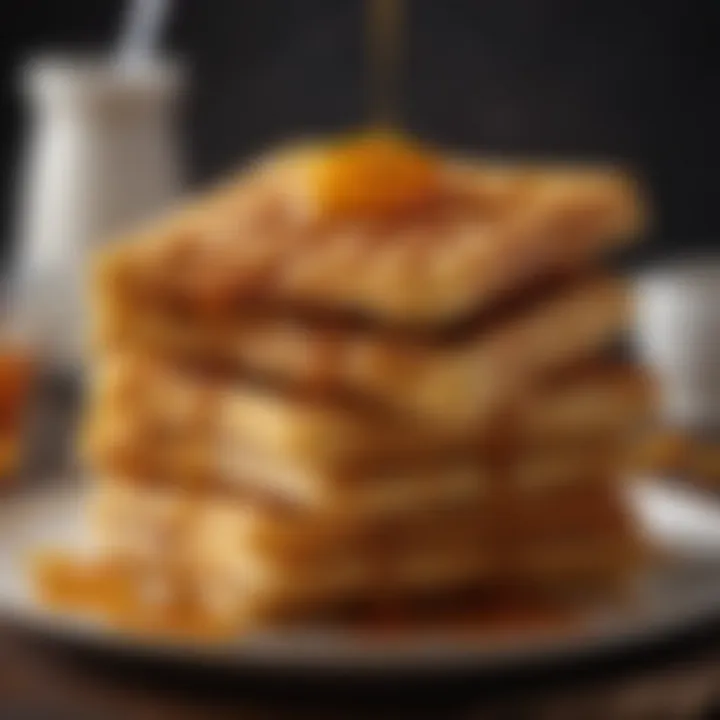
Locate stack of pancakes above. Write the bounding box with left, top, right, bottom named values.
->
left=82, top=138, right=652, bottom=625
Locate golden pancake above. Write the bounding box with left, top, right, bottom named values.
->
left=94, top=138, right=645, bottom=327
left=95, top=275, right=629, bottom=425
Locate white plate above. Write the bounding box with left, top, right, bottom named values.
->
left=2, top=478, right=720, bottom=673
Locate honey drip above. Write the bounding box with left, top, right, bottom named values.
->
left=308, top=133, right=441, bottom=220
left=32, top=552, right=234, bottom=641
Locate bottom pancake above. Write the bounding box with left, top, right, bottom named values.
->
left=88, top=477, right=646, bottom=622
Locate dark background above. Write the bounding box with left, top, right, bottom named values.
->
left=1, top=0, right=718, bottom=261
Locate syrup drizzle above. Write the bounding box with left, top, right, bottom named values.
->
left=367, top=0, right=405, bottom=127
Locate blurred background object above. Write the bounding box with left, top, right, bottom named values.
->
left=638, top=430, right=720, bottom=490
left=0, top=342, right=35, bottom=482
left=9, top=0, right=183, bottom=370
left=633, top=259, right=720, bottom=494
left=635, top=261, right=720, bottom=429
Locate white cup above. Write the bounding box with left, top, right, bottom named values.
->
left=634, top=258, right=720, bottom=429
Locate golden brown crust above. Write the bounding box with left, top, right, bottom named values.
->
left=84, top=417, right=633, bottom=514
left=94, top=155, right=645, bottom=326
left=90, top=477, right=643, bottom=616
left=84, top=351, right=653, bottom=474
left=94, top=275, right=631, bottom=425
left=91, top=476, right=630, bottom=552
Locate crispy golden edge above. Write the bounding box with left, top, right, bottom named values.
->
left=91, top=476, right=640, bottom=598
left=87, top=476, right=645, bottom=616
left=91, top=275, right=632, bottom=425
left=83, top=418, right=634, bottom=512
left=83, top=350, right=652, bottom=474
left=91, top=475, right=632, bottom=550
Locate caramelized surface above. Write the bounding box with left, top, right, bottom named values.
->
left=90, top=475, right=633, bottom=555
left=95, top=142, right=645, bottom=325
left=84, top=356, right=652, bottom=476
left=54, top=475, right=644, bottom=622
left=95, top=275, right=630, bottom=425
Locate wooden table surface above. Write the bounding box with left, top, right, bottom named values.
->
left=2, top=619, right=720, bottom=719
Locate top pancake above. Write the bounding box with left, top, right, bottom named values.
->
left=94, top=136, right=645, bottom=327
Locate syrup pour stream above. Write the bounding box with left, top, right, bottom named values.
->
left=367, top=0, right=405, bottom=128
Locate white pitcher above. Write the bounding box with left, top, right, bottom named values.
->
left=11, top=57, right=184, bottom=370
